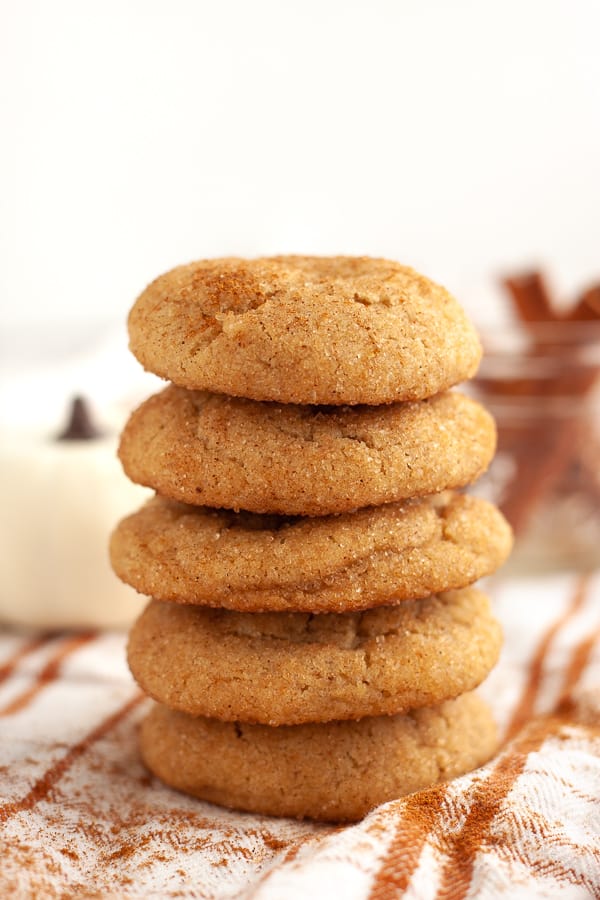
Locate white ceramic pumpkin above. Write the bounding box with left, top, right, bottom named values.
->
left=0, top=400, right=150, bottom=630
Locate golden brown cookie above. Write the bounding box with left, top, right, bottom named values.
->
left=127, top=256, right=481, bottom=404
left=110, top=492, right=511, bottom=612
left=118, top=387, right=496, bottom=516
left=140, top=693, right=497, bottom=822
left=127, top=589, right=502, bottom=725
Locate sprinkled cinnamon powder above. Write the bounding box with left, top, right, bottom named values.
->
left=0, top=578, right=598, bottom=897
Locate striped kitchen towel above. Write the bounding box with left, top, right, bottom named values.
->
left=0, top=572, right=599, bottom=899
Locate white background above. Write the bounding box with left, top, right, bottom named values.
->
left=1, top=0, right=599, bottom=341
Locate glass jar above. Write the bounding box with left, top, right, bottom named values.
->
left=469, top=322, right=600, bottom=573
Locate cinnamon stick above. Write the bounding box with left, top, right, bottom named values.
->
left=567, top=285, right=600, bottom=321
left=479, top=273, right=600, bottom=538
left=502, top=271, right=556, bottom=324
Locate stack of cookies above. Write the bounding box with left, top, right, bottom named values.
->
left=110, top=256, right=512, bottom=822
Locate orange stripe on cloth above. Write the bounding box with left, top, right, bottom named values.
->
left=0, top=691, right=144, bottom=824
left=368, top=786, right=448, bottom=900
left=434, top=711, right=600, bottom=900
left=505, top=574, right=589, bottom=741
left=0, top=632, right=98, bottom=717
left=434, top=577, right=599, bottom=900
left=0, top=635, right=54, bottom=685
left=367, top=575, right=593, bottom=900
left=557, top=623, right=600, bottom=707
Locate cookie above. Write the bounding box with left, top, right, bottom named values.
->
left=111, top=492, right=511, bottom=612
left=127, top=256, right=482, bottom=404
left=117, top=387, right=496, bottom=516
left=140, top=693, right=497, bottom=822
left=127, top=588, right=501, bottom=725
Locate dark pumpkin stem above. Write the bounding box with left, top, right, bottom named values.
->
left=57, top=396, right=103, bottom=441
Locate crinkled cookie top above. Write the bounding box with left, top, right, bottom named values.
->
left=128, top=256, right=482, bottom=404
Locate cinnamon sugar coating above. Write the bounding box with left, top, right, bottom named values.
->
left=120, top=254, right=505, bottom=824
left=127, top=588, right=502, bottom=725
left=140, top=693, right=497, bottom=822
left=128, top=256, right=482, bottom=404
left=117, top=387, right=496, bottom=516
left=111, top=493, right=512, bottom=612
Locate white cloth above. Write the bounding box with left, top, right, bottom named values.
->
left=0, top=572, right=599, bottom=898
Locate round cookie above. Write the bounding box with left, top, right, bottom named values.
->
left=127, top=588, right=502, bottom=725
left=140, top=693, right=497, bottom=822
left=117, top=387, right=496, bottom=516
left=111, top=492, right=512, bottom=612
left=127, top=256, right=482, bottom=404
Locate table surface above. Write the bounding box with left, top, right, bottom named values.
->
left=0, top=572, right=599, bottom=900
